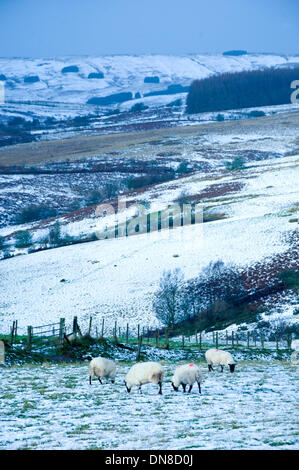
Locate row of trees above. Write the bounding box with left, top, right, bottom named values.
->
left=153, top=260, right=246, bottom=328
left=186, top=66, right=299, bottom=114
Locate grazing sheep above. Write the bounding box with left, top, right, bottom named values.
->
left=89, top=357, right=116, bottom=385
left=125, top=362, right=164, bottom=394
left=205, top=348, right=236, bottom=373
left=171, top=363, right=202, bottom=393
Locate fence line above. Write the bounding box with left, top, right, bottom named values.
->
left=3, top=315, right=294, bottom=354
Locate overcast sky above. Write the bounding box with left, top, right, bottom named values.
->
left=0, top=0, right=297, bottom=57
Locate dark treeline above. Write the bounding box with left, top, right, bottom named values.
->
left=186, top=66, right=299, bottom=114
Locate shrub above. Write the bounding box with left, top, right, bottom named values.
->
left=8, top=117, right=26, bottom=126
left=225, top=156, right=245, bottom=171
left=180, top=260, right=246, bottom=324
left=176, top=162, right=192, bottom=175
left=186, top=66, right=299, bottom=113
left=144, top=84, right=189, bottom=98
left=24, top=75, right=40, bottom=83
left=247, top=110, right=266, bottom=118
left=0, top=235, right=5, bottom=249
left=49, top=221, right=62, bottom=245
left=0, top=74, right=6, bottom=81
left=61, top=65, right=79, bottom=73
left=278, top=270, right=299, bottom=289
left=87, top=92, right=132, bottom=106
left=15, top=206, right=58, bottom=224
left=129, top=102, right=148, bottom=113
left=88, top=72, right=104, bottom=79
left=15, top=230, right=32, bottom=248
left=135, top=92, right=141, bottom=99
left=144, top=76, right=160, bottom=84
left=216, top=113, right=225, bottom=121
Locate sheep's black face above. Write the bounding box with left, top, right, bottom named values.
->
left=124, top=381, right=131, bottom=393
left=229, top=364, right=236, bottom=373
left=171, top=382, right=178, bottom=391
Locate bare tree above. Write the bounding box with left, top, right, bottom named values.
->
left=153, top=268, right=184, bottom=328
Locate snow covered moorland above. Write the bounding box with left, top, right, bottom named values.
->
left=0, top=151, right=298, bottom=335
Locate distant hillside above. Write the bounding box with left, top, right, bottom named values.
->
left=1, top=53, right=299, bottom=110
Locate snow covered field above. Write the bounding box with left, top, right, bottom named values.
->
left=0, top=360, right=298, bottom=450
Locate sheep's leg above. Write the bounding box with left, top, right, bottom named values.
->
left=188, top=384, right=193, bottom=393
left=98, top=377, right=103, bottom=385
left=182, top=384, right=186, bottom=393
left=220, top=365, right=224, bottom=373
left=197, top=381, right=201, bottom=394
left=138, top=385, right=142, bottom=394
left=208, top=364, right=214, bottom=372
left=89, top=376, right=92, bottom=385
left=158, top=381, right=162, bottom=395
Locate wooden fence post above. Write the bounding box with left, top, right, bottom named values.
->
left=165, top=328, right=169, bottom=350
left=182, top=335, right=185, bottom=349
left=114, top=321, right=117, bottom=343
left=226, top=330, right=228, bottom=345
left=147, top=328, right=150, bottom=344
left=27, top=326, right=32, bottom=351
left=88, top=316, right=93, bottom=336
left=101, top=318, right=105, bottom=339
left=15, top=320, right=18, bottom=339
left=216, top=332, right=219, bottom=349
left=287, top=334, right=292, bottom=349
left=276, top=336, right=279, bottom=350
left=73, top=316, right=78, bottom=337
left=236, top=333, right=239, bottom=346
left=232, top=331, right=234, bottom=348
left=136, top=335, right=143, bottom=361
left=10, top=321, right=15, bottom=346
left=212, top=331, right=215, bottom=344
left=59, top=318, right=65, bottom=347
left=137, top=324, right=140, bottom=342
left=126, top=323, right=129, bottom=343
left=155, top=329, right=158, bottom=346
left=199, top=332, right=202, bottom=350
left=195, top=331, right=198, bottom=345
left=247, top=331, right=250, bottom=348
left=261, top=334, right=264, bottom=349
left=254, top=334, right=257, bottom=347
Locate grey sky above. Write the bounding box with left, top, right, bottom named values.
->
left=0, top=0, right=297, bottom=57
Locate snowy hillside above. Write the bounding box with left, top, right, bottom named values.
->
left=0, top=152, right=298, bottom=335
left=1, top=53, right=299, bottom=117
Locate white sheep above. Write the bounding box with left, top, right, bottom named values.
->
left=205, top=348, right=236, bottom=373
left=89, top=357, right=116, bottom=385
left=171, top=363, right=202, bottom=393
left=125, top=361, right=164, bottom=394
